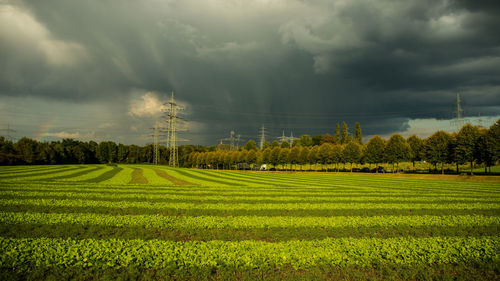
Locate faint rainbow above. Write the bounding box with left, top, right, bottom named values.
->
left=34, top=118, right=56, bottom=141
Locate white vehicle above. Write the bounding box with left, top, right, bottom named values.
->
left=259, top=164, right=267, bottom=171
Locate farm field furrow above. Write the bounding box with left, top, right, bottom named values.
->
left=0, top=164, right=499, bottom=280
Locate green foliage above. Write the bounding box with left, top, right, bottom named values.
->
left=341, top=121, right=348, bottom=144
left=354, top=122, right=362, bottom=144
left=299, top=135, right=313, bottom=147
left=385, top=134, right=410, bottom=169
left=364, top=136, right=385, bottom=165
left=244, top=140, right=257, bottom=151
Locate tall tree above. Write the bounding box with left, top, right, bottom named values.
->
left=299, top=135, right=313, bottom=147
left=407, top=135, right=424, bottom=170
left=298, top=147, right=309, bottom=170
left=271, top=140, right=280, bottom=148
left=384, top=134, right=410, bottom=173
left=288, top=146, right=300, bottom=170
left=334, top=123, right=340, bottom=143
left=364, top=136, right=385, bottom=172
left=308, top=146, right=319, bottom=170
left=270, top=147, right=281, bottom=168
left=341, top=121, right=348, bottom=144
left=244, top=140, right=257, bottom=151
left=15, top=137, right=38, bottom=164
left=262, top=148, right=272, bottom=166
left=320, top=134, right=336, bottom=144
left=329, top=144, right=343, bottom=172
left=318, top=143, right=331, bottom=171
left=354, top=122, right=362, bottom=144
left=455, top=124, right=480, bottom=175
left=312, top=135, right=322, bottom=146
left=279, top=148, right=290, bottom=170
left=280, top=141, right=290, bottom=148
left=343, top=142, right=361, bottom=172
left=246, top=149, right=257, bottom=167
left=424, top=131, right=452, bottom=174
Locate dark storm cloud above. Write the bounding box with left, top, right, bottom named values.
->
left=1, top=0, right=499, bottom=144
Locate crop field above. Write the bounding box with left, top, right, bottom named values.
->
left=0, top=164, right=499, bottom=280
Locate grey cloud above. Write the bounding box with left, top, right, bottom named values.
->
left=0, top=0, right=499, bottom=145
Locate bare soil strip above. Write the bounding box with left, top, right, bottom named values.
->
left=129, top=168, right=148, bottom=184
left=153, top=169, right=196, bottom=186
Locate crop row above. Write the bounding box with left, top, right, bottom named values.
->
left=2, top=187, right=497, bottom=200
left=2, top=190, right=498, bottom=204
left=2, top=198, right=498, bottom=210
left=1, top=212, right=498, bottom=229
left=1, top=236, right=497, bottom=270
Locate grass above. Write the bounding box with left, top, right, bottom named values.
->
left=0, top=164, right=499, bottom=280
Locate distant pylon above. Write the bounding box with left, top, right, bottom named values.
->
left=259, top=125, right=266, bottom=150
left=0, top=124, right=16, bottom=142
left=288, top=132, right=297, bottom=144
left=164, top=92, right=184, bottom=167
left=153, top=121, right=159, bottom=165
left=455, top=93, right=464, bottom=131
left=278, top=130, right=287, bottom=144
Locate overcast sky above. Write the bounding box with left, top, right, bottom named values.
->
left=1, top=0, right=499, bottom=145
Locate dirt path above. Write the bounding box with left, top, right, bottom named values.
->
left=153, top=169, right=197, bottom=186
left=129, top=168, right=148, bottom=184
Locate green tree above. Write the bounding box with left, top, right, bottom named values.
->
left=271, top=140, right=280, bottom=148
left=343, top=142, right=361, bottom=172
left=280, top=141, right=290, bottom=148
left=262, top=148, right=272, bottom=166
left=298, top=147, right=310, bottom=170
left=424, top=131, right=452, bottom=174
left=384, top=134, right=410, bottom=173
left=15, top=137, right=38, bottom=164
left=354, top=122, right=362, bottom=144
left=455, top=124, right=481, bottom=175
left=334, top=123, right=340, bottom=143
left=246, top=149, right=257, bottom=167
left=291, top=139, right=301, bottom=147
left=312, top=135, right=322, bottom=146
left=364, top=136, right=385, bottom=172
left=407, top=135, right=424, bottom=170
left=270, top=147, right=281, bottom=168
left=329, top=144, right=343, bottom=171
left=318, top=143, right=331, bottom=171
left=341, top=121, right=348, bottom=144
left=244, top=140, right=257, bottom=151
left=288, top=146, right=300, bottom=170
left=308, top=146, right=319, bottom=170
left=299, top=135, right=313, bottom=147
left=279, top=148, right=289, bottom=170
left=320, top=134, right=336, bottom=144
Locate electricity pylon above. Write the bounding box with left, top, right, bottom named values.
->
left=150, top=121, right=166, bottom=165
left=258, top=125, right=266, bottom=150
left=288, top=132, right=297, bottom=144
left=454, top=93, right=464, bottom=131
left=222, top=130, right=241, bottom=151
left=164, top=92, right=185, bottom=167
left=0, top=124, right=16, bottom=141
left=278, top=130, right=287, bottom=144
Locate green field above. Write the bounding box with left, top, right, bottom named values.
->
left=0, top=165, right=499, bottom=280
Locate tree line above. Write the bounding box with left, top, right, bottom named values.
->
left=0, top=137, right=205, bottom=166
left=187, top=120, right=500, bottom=174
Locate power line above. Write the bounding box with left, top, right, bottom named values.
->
left=258, top=125, right=266, bottom=150
left=163, top=92, right=186, bottom=167
left=0, top=124, right=16, bottom=141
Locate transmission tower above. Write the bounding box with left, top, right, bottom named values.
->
left=454, top=93, right=464, bottom=131
left=288, top=132, right=298, bottom=144
left=0, top=124, right=16, bottom=141
left=150, top=121, right=166, bottom=165
left=222, top=130, right=241, bottom=151
left=258, top=125, right=266, bottom=150
left=164, top=92, right=185, bottom=167
left=278, top=130, right=287, bottom=144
